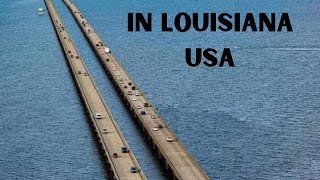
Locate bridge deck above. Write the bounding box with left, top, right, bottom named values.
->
left=45, top=0, right=145, bottom=179
left=62, top=0, right=209, bottom=179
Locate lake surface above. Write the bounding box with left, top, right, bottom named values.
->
left=0, top=0, right=319, bottom=179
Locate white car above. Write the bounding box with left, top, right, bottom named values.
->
left=104, top=47, right=111, bottom=54
left=102, top=129, right=108, bottom=134
left=132, top=98, right=137, bottom=101
left=153, top=127, right=159, bottom=131
left=95, top=113, right=102, bottom=119
left=137, top=106, right=142, bottom=109
left=135, top=92, right=140, bottom=96
left=166, top=136, right=174, bottom=142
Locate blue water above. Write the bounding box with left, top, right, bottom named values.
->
left=0, top=0, right=105, bottom=179
left=1, top=0, right=320, bottom=179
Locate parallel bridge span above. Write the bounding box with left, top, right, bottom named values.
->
left=45, top=0, right=146, bottom=179
left=62, top=0, right=210, bottom=179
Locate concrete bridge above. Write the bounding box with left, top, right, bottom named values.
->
left=45, top=0, right=146, bottom=179
left=62, top=0, right=210, bottom=179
